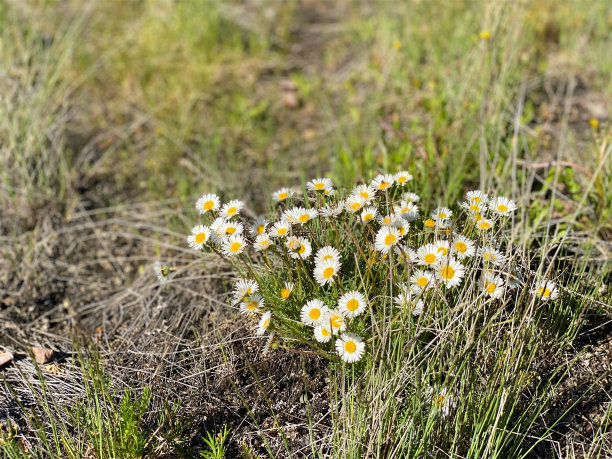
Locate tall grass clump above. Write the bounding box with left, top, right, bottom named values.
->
left=167, top=169, right=594, bottom=456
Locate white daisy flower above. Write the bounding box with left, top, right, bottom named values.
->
left=423, top=218, right=437, bottom=230
left=482, top=273, right=505, bottom=299
left=434, top=240, right=450, bottom=257
left=360, top=206, right=378, bottom=223
left=461, top=200, right=486, bottom=214
left=270, top=220, right=291, bottom=238
left=345, top=195, right=366, bottom=213
left=479, top=246, right=506, bottom=266
left=379, top=214, right=395, bottom=226
left=335, top=333, right=365, bottom=363
left=314, top=325, right=333, bottom=343
left=371, top=174, right=394, bottom=191
left=256, top=311, right=272, bottom=336
left=221, top=234, right=247, bottom=257
left=504, top=264, right=523, bottom=289
left=315, top=246, right=340, bottom=264
left=306, top=177, right=333, bottom=193
left=217, top=221, right=243, bottom=238
left=410, top=269, right=434, bottom=293
left=375, top=226, right=401, bottom=253
left=395, top=245, right=417, bottom=264
left=466, top=190, right=487, bottom=204
left=451, top=235, right=476, bottom=259
left=272, top=187, right=294, bottom=202
left=286, top=236, right=312, bottom=260
left=403, top=192, right=420, bottom=202
left=416, top=243, right=441, bottom=266
left=394, top=292, right=424, bottom=316
left=534, top=280, right=559, bottom=301
left=435, top=258, right=465, bottom=288
left=300, top=299, right=329, bottom=326
left=210, top=217, right=227, bottom=236
left=320, top=309, right=346, bottom=334
left=491, top=196, right=517, bottom=216
left=280, top=282, right=294, bottom=300
left=338, top=291, right=367, bottom=318
left=253, top=233, right=272, bottom=251
left=233, top=279, right=259, bottom=302
left=395, top=201, right=419, bottom=222
left=351, top=184, right=377, bottom=202
left=320, top=202, right=344, bottom=219
left=196, top=193, right=220, bottom=214
left=250, top=217, right=268, bottom=237
left=220, top=200, right=244, bottom=219
left=240, top=294, right=264, bottom=315
left=188, top=225, right=211, bottom=250
left=284, top=207, right=301, bottom=224
left=394, top=171, right=413, bottom=186
left=432, top=206, right=452, bottom=221
left=154, top=261, right=170, bottom=285
left=393, top=217, right=409, bottom=237
left=314, top=258, right=341, bottom=286
left=296, top=208, right=318, bottom=225
left=477, top=218, right=494, bottom=231
left=430, top=388, right=454, bottom=417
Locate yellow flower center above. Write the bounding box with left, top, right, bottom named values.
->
left=256, top=225, right=265, bottom=234
left=321, top=328, right=331, bottom=337
left=439, top=212, right=447, bottom=219
left=278, top=192, right=288, bottom=200
left=383, top=217, right=392, bottom=224
left=539, top=288, right=551, bottom=297
left=263, top=319, right=270, bottom=328
left=469, top=204, right=479, bottom=212
left=440, top=266, right=455, bottom=279
left=479, top=221, right=491, bottom=229
left=322, top=254, right=333, bottom=261
left=281, top=288, right=291, bottom=299
left=344, top=341, right=357, bottom=353
left=299, top=214, right=310, bottom=223
left=331, top=315, right=343, bottom=328
left=417, top=277, right=429, bottom=287
left=351, top=202, right=361, bottom=210
left=486, top=282, right=496, bottom=294
left=455, top=242, right=467, bottom=252
left=363, top=213, right=373, bottom=221
left=424, top=219, right=435, bottom=227
left=498, top=204, right=508, bottom=212
left=379, top=181, right=390, bottom=190
left=471, top=196, right=481, bottom=203
left=195, top=232, right=207, bottom=244
left=230, top=242, right=241, bottom=252
left=227, top=207, right=237, bottom=216
left=346, top=299, right=359, bottom=311
left=424, top=253, right=436, bottom=264
left=360, top=191, right=369, bottom=199
left=474, top=213, right=482, bottom=221
left=247, top=302, right=258, bottom=310
left=484, top=252, right=496, bottom=261
left=398, top=176, right=407, bottom=184
left=437, top=247, right=448, bottom=255
left=298, top=244, right=306, bottom=254
left=226, top=227, right=236, bottom=235
left=309, top=309, right=321, bottom=320
left=314, top=183, right=325, bottom=190
left=204, top=200, right=214, bottom=210
left=433, top=394, right=445, bottom=408
left=384, top=234, right=396, bottom=246
left=323, top=267, right=335, bottom=278
left=277, top=228, right=287, bottom=235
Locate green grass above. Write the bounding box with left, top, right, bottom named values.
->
left=0, top=0, right=610, bottom=457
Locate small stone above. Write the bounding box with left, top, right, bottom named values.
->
left=31, top=346, right=54, bottom=364
left=0, top=350, right=14, bottom=368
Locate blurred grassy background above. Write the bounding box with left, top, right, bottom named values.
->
left=2, top=0, right=610, bottom=227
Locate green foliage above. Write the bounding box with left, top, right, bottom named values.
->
left=200, top=425, right=230, bottom=459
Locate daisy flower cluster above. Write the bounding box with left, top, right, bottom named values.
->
left=181, top=173, right=561, bottom=364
